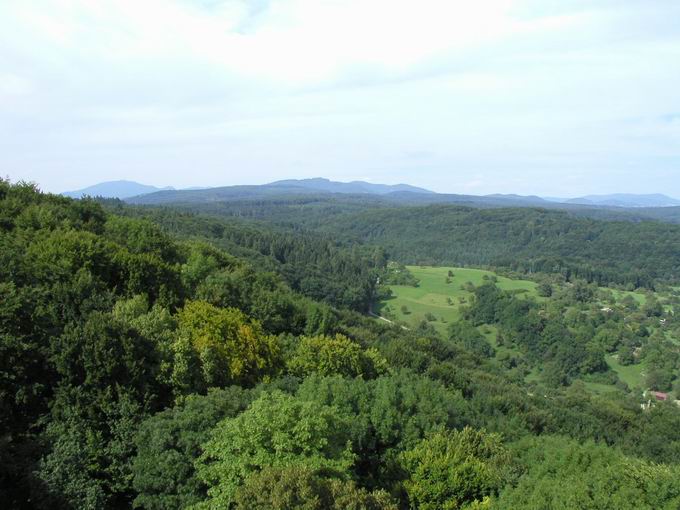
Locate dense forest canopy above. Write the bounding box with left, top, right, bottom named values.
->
left=105, top=201, right=384, bottom=312
left=314, top=204, right=680, bottom=288
left=126, top=183, right=680, bottom=224
left=123, top=194, right=680, bottom=289
left=3, top=179, right=680, bottom=509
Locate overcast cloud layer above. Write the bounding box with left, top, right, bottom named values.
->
left=1, top=0, right=679, bottom=196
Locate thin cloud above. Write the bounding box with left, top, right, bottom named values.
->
left=0, top=0, right=679, bottom=196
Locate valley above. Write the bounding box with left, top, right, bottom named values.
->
left=375, top=263, right=680, bottom=399
left=4, top=179, right=680, bottom=509
left=7, top=2, right=680, bottom=506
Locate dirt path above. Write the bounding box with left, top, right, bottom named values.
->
left=368, top=311, right=410, bottom=331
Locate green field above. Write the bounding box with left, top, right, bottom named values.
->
left=579, top=355, right=646, bottom=395
left=375, top=266, right=539, bottom=335
left=582, top=381, right=620, bottom=395
left=606, top=354, right=645, bottom=389
left=610, top=289, right=648, bottom=305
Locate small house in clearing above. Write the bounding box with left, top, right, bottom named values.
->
left=642, top=390, right=671, bottom=410
left=649, top=391, right=669, bottom=401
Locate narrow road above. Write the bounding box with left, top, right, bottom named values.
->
left=368, top=311, right=410, bottom=331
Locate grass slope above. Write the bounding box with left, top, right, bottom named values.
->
left=606, top=354, right=645, bottom=389
left=376, top=266, right=538, bottom=336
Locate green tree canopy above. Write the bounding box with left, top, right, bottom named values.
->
left=132, top=387, right=256, bottom=510
left=400, top=427, right=511, bottom=510
left=288, top=334, right=387, bottom=379
left=496, top=436, right=680, bottom=509
left=172, top=301, right=281, bottom=393
left=233, top=465, right=398, bottom=510
left=194, top=391, right=356, bottom=508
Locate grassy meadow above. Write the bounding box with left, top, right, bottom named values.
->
left=375, top=265, right=538, bottom=336
left=610, top=289, right=648, bottom=305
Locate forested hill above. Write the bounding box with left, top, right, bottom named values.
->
left=125, top=195, right=680, bottom=289
left=127, top=184, right=680, bottom=224
left=6, top=180, right=680, bottom=509
left=105, top=202, right=384, bottom=311
left=313, top=205, right=680, bottom=288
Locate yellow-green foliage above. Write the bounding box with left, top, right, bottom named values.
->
left=173, top=300, right=280, bottom=392
left=400, top=427, right=510, bottom=510
left=232, top=466, right=398, bottom=510
left=288, top=334, right=387, bottom=379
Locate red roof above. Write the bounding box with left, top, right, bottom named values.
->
left=650, top=391, right=669, bottom=401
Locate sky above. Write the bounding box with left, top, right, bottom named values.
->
left=1, top=0, right=679, bottom=197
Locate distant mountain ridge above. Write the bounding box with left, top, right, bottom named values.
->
left=62, top=180, right=174, bottom=199
left=126, top=178, right=436, bottom=204
left=267, top=178, right=434, bottom=195
left=66, top=179, right=680, bottom=217
left=550, top=193, right=680, bottom=208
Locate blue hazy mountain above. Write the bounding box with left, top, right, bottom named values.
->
left=127, top=178, right=435, bottom=204
left=77, top=179, right=680, bottom=224
left=548, top=193, right=680, bottom=208
left=267, top=178, right=434, bottom=195
left=62, top=180, right=174, bottom=199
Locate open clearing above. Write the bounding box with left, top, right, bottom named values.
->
left=610, top=289, right=648, bottom=305
left=376, top=266, right=658, bottom=393
left=375, top=266, right=538, bottom=336
left=606, top=354, right=645, bottom=389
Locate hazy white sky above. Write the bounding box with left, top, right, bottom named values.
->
left=1, top=0, right=679, bottom=196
